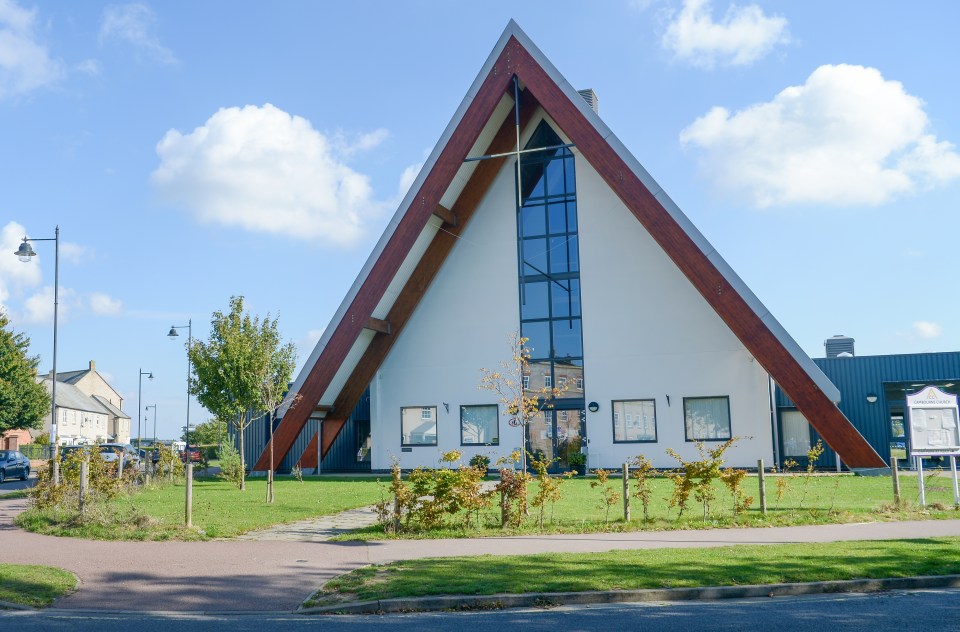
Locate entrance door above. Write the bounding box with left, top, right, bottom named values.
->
left=526, top=408, right=585, bottom=472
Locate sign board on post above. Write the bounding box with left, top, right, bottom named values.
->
left=906, top=386, right=960, bottom=507
left=906, top=386, right=960, bottom=457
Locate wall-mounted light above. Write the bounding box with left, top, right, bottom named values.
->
left=866, top=393, right=879, bottom=404
left=442, top=402, right=450, bottom=413
left=587, top=401, right=599, bottom=413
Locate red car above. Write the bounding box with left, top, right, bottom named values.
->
left=181, top=448, right=202, bottom=463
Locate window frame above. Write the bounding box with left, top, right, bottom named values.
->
left=682, top=396, right=732, bottom=442
left=401, top=405, right=439, bottom=447
left=459, top=404, right=500, bottom=447
left=611, top=399, right=658, bottom=444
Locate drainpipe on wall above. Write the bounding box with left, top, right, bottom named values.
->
left=768, top=376, right=781, bottom=469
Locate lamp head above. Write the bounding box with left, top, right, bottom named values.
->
left=167, top=327, right=179, bottom=338
left=148, top=372, right=154, bottom=381
left=14, top=238, right=36, bottom=262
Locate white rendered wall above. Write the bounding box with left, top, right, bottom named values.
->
left=371, top=116, right=773, bottom=470
left=575, top=156, right=772, bottom=469
left=371, top=154, right=524, bottom=470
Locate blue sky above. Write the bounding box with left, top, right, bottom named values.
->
left=2, top=1, right=959, bottom=441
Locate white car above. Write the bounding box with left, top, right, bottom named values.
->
left=98, top=443, right=142, bottom=471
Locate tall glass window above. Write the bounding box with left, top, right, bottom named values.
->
left=517, top=121, right=584, bottom=399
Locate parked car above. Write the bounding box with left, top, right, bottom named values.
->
left=0, top=450, right=30, bottom=483
left=181, top=448, right=202, bottom=463
left=99, top=443, right=142, bottom=472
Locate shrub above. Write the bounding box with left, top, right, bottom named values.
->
left=217, top=442, right=244, bottom=488
left=469, top=453, right=491, bottom=474
left=590, top=468, right=621, bottom=523
left=631, top=454, right=654, bottom=521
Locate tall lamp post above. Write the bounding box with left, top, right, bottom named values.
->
left=167, top=320, right=192, bottom=527
left=14, top=226, right=61, bottom=483
left=137, top=369, right=154, bottom=450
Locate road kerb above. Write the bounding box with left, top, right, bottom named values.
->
left=298, top=574, right=960, bottom=615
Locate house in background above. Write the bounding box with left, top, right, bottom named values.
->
left=249, top=22, right=884, bottom=474
left=38, top=360, right=131, bottom=445
left=1, top=429, right=33, bottom=450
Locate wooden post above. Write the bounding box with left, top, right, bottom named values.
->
left=622, top=462, right=631, bottom=522
left=891, top=456, right=901, bottom=506
left=392, top=493, right=401, bottom=534
left=500, top=470, right=509, bottom=528
left=757, top=459, right=767, bottom=515
left=185, top=462, right=193, bottom=528
left=78, top=458, right=88, bottom=515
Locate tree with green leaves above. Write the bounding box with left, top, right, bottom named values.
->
left=187, top=296, right=296, bottom=491
left=0, top=311, right=51, bottom=434
left=186, top=418, right=228, bottom=459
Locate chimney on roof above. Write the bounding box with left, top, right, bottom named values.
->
left=89, top=360, right=96, bottom=371
left=578, top=89, right=599, bottom=114
left=825, top=335, right=855, bottom=358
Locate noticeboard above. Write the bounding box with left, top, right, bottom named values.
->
left=907, top=386, right=960, bottom=457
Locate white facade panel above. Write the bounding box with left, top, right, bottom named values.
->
left=575, top=156, right=773, bottom=468
left=371, top=153, right=523, bottom=470
left=369, top=121, right=773, bottom=471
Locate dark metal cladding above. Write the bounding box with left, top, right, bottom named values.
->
left=775, top=351, right=960, bottom=468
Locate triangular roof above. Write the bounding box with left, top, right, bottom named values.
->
left=256, top=21, right=885, bottom=470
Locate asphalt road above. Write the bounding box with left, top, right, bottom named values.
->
left=2, top=589, right=958, bottom=631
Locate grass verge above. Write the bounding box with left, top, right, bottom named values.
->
left=308, top=536, right=960, bottom=607
left=0, top=564, right=77, bottom=608
left=334, top=473, right=959, bottom=541
left=16, top=475, right=384, bottom=540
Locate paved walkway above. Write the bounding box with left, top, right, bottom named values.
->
left=2, top=494, right=959, bottom=613
left=234, top=505, right=380, bottom=541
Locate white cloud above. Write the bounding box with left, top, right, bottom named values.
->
left=680, top=64, right=960, bottom=207
left=0, top=0, right=63, bottom=99
left=59, top=242, right=92, bottom=264
left=76, top=59, right=101, bottom=76
left=663, top=0, right=788, bottom=68
left=0, top=221, right=42, bottom=308
left=913, top=321, right=942, bottom=340
left=99, top=3, right=176, bottom=65
left=151, top=103, right=388, bottom=247
left=88, top=292, right=122, bottom=315
left=332, top=128, right=389, bottom=158
left=305, top=328, right=325, bottom=346
left=21, top=285, right=78, bottom=324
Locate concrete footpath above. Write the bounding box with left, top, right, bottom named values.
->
left=2, top=495, right=959, bottom=613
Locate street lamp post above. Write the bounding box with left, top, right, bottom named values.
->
left=167, top=320, right=192, bottom=527
left=14, top=226, right=61, bottom=484
left=137, top=369, right=154, bottom=450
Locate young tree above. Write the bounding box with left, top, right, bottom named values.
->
left=0, top=312, right=51, bottom=434
left=479, top=332, right=565, bottom=472
left=187, top=296, right=296, bottom=491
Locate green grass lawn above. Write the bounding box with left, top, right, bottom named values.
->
left=16, top=475, right=384, bottom=540
left=0, top=564, right=77, bottom=608
left=309, top=536, right=960, bottom=606
left=340, top=471, right=960, bottom=540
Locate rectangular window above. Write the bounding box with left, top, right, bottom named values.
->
left=543, top=374, right=552, bottom=388
left=523, top=375, right=530, bottom=390
left=781, top=410, right=812, bottom=457
left=402, top=406, right=437, bottom=446
left=558, top=376, right=567, bottom=388
left=684, top=396, right=732, bottom=441
left=461, top=405, right=499, bottom=446
left=612, top=400, right=657, bottom=442
left=576, top=377, right=584, bottom=390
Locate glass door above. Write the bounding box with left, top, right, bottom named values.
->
left=526, top=408, right=586, bottom=472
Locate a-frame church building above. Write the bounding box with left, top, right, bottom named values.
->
left=252, top=22, right=885, bottom=474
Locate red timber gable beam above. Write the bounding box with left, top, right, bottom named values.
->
left=254, top=38, right=530, bottom=471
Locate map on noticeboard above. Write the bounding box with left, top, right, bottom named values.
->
left=906, top=386, right=960, bottom=457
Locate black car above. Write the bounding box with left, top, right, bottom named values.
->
left=0, top=449, right=30, bottom=483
